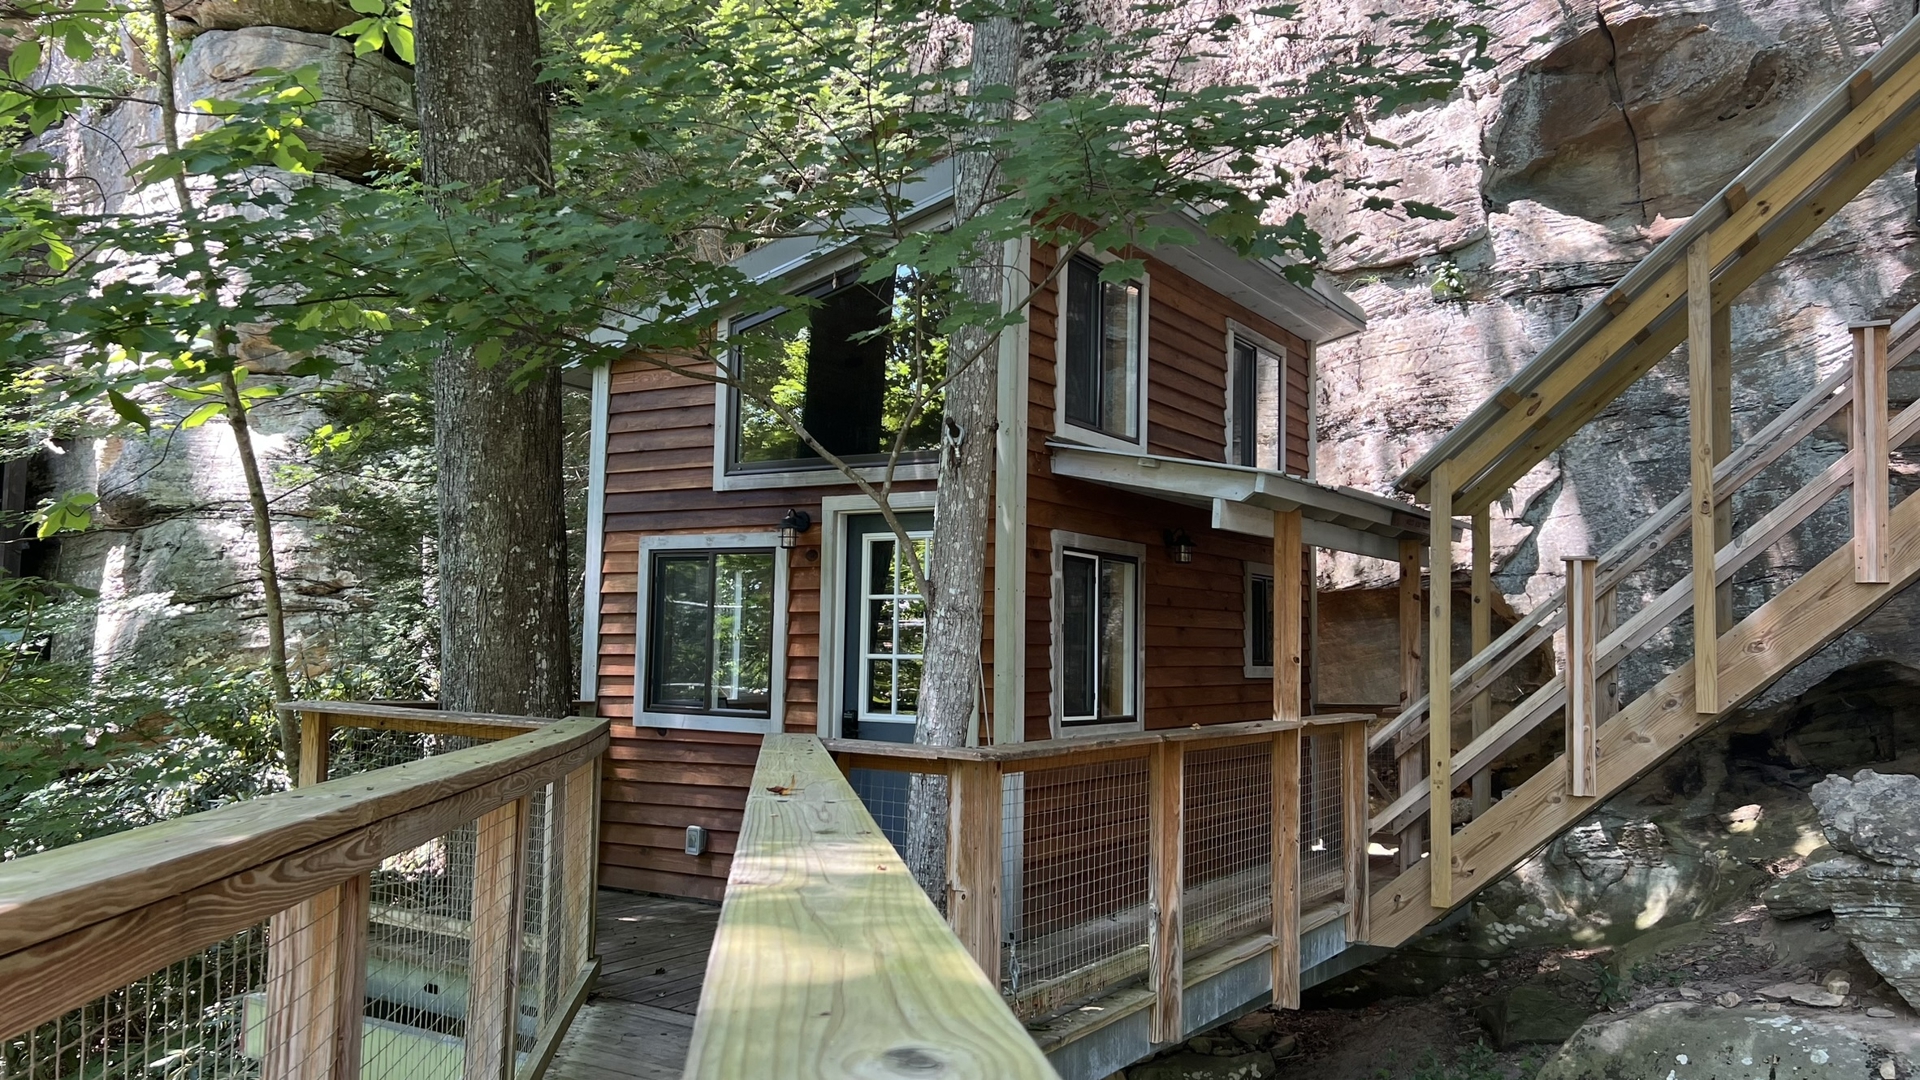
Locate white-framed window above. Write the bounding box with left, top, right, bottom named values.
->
left=635, top=532, right=787, bottom=733
left=1227, top=323, right=1287, bottom=472
left=718, top=264, right=947, bottom=488
left=855, top=527, right=930, bottom=723
left=1244, top=561, right=1275, bottom=679
left=1055, top=251, right=1148, bottom=451
left=1050, top=531, right=1146, bottom=735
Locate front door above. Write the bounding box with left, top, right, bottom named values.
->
left=842, top=511, right=933, bottom=846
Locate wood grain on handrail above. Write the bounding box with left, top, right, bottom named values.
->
left=821, top=715, right=1369, bottom=772
left=284, top=699, right=560, bottom=739
left=683, top=734, right=1058, bottom=1080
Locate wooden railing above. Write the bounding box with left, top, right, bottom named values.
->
left=822, top=715, right=1371, bottom=1041
left=1369, top=11, right=1920, bottom=943
left=0, top=713, right=608, bottom=1080
left=682, top=734, right=1058, bottom=1079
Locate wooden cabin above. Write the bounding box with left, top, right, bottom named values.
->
left=577, top=162, right=1434, bottom=903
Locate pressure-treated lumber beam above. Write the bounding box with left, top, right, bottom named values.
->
left=948, top=759, right=1004, bottom=986
left=1688, top=237, right=1721, bottom=714
left=1854, top=321, right=1891, bottom=584
left=1395, top=539, right=1425, bottom=873
left=1369, top=483, right=1920, bottom=946
left=465, top=799, right=527, bottom=1080
left=261, top=872, right=369, bottom=1080
left=1342, top=720, right=1370, bottom=944
left=1564, top=556, right=1599, bottom=798
left=1712, top=305, right=1735, bottom=630
left=1596, top=587, right=1619, bottom=722
left=1427, top=468, right=1453, bottom=908
left=297, top=711, right=330, bottom=788
left=1149, top=742, right=1185, bottom=1040
left=1469, top=509, right=1492, bottom=816
left=1274, top=509, right=1304, bottom=725
left=1271, top=727, right=1302, bottom=1009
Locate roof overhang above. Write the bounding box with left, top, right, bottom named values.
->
left=1144, top=210, right=1366, bottom=346
left=1049, top=442, right=1452, bottom=561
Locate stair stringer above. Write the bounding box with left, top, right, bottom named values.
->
left=1367, top=487, right=1920, bottom=948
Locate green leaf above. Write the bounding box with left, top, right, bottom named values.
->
left=62, top=27, right=93, bottom=64
left=179, top=401, right=226, bottom=429
left=8, top=40, right=42, bottom=83
left=388, top=22, right=415, bottom=63
left=106, top=389, right=151, bottom=431
left=348, top=0, right=386, bottom=13
left=474, top=338, right=504, bottom=367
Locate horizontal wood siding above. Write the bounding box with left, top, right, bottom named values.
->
left=593, top=357, right=940, bottom=899
left=1025, top=245, right=1314, bottom=742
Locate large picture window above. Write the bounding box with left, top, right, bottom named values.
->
left=1229, top=333, right=1286, bottom=471
left=646, top=549, right=776, bottom=717
left=1060, top=548, right=1139, bottom=728
left=728, top=268, right=946, bottom=473
left=1062, top=255, right=1143, bottom=442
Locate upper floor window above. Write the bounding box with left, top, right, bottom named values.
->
left=1229, top=331, right=1286, bottom=472
left=646, top=548, right=776, bottom=718
left=728, top=268, right=945, bottom=473
left=1062, top=255, right=1144, bottom=443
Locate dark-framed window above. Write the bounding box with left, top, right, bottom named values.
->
left=728, top=267, right=946, bottom=473
left=1229, top=334, right=1285, bottom=471
left=1060, top=549, right=1139, bottom=727
left=645, top=549, right=776, bottom=717
left=1247, top=569, right=1275, bottom=672
left=1062, top=255, right=1143, bottom=440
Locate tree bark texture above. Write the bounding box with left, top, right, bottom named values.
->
left=413, top=0, right=573, bottom=718
left=905, top=13, right=1024, bottom=897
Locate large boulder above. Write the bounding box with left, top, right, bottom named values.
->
left=1476, top=983, right=1594, bottom=1049
left=1535, top=1002, right=1917, bottom=1080
left=169, top=0, right=362, bottom=36
left=1811, top=771, right=1920, bottom=868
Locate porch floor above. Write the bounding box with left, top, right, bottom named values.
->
left=548, top=889, right=720, bottom=1080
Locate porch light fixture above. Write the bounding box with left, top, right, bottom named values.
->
left=779, top=509, right=813, bottom=549
left=1165, top=528, right=1195, bottom=564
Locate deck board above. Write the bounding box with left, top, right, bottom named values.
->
left=546, top=888, right=719, bottom=1080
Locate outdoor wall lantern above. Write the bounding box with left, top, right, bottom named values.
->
left=1165, top=528, right=1195, bottom=564
left=780, top=509, right=813, bottom=549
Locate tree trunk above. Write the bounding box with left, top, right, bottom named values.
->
left=413, top=0, right=573, bottom=718
left=904, top=14, right=1024, bottom=898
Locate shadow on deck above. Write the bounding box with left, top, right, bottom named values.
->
left=548, top=890, right=719, bottom=1080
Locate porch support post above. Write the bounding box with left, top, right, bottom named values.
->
left=1273, top=509, right=1303, bottom=725
left=1148, top=742, right=1184, bottom=1042
left=1688, top=236, right=1720, bottom=714
left=1271, top=726, right=1301, bottom=1010
left=947, top=759, right=1004, bottom=986
left=297, top=709, right=331, bottom=788
left=466, top=799, right=528, bottom=1080
left=1427, top=466, right=1453, bottom=909
left=1469, top=508, right=1492, bottom=817
left=1712, top=303, right=1735, bottom=630
left=1852, top=320, right=1891, bottom=584
left=1564, top=555, right=1599, bottom=798
left=261, top=872, right=369, bottom=1080
left=1394, top=539, right=1424, bottom=873
left=1341, top=719, right=1369, bottom=944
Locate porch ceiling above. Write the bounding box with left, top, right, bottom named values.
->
left=1048, top=442, right=1450, bottom=561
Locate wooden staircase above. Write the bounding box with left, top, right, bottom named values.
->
left=1362, top=14, right=1920, bottom=948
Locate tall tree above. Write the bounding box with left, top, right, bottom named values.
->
left=412, top=0, right=574, bottom=717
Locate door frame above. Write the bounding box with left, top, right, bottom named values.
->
left=816, top=491, right=939, bottom=737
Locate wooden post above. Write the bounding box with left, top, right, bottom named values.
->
left=1394, top=538, right=1425, bottom=874
left=1596, top=587, right=1619, bottom=722
left=1469, top=507, right=1492, bottom=817
left=562, top=760, right=597, bottom=972
left=1148, top=742, right=1184, bottom=1042
left=1427, top=466, right=1453, bottom=909
left=298, top=710, right=331, bottom=788
left=1341, top=720, right=1369, bottom=944
left=1688, top=236, right=1720, bottom=714
left=1274, top=509, right=1304, bottom=725
left=465, top=799, right=528, bottom=1080
left=1712, top=303, right=1735, bottom=631
left=1271, top=727, right=1301, bottom=1009
left=947, top=759, right=1003, bottom=987
left=1853, top=320, right=1891, bottom=584
left=1564, top=556, right=1599, bottom=798
left=261, top=872, right=370, bottom=1080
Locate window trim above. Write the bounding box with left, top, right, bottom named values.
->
left=816, top=491, right=941, bottom=737
left=1052, top=247, right=1150, bottom=453
left=634, top=531, right=788, bottom=734
left=712, top=257, right=943, bottom=492
left=1224, top=320, right=1290, bottom=474
left=1244, top=560, right=1276, bottom=679
left=1048, top=530, right=1147, bottom=737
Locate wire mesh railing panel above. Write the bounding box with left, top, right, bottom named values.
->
left=1181, top=742, right=1273, bottom=954
left=1301, top=732, right=1346, bottom=910
left=326, top=727, right=481, bottom=780
left=1002, top=755, right=1150, bottom=998
left=518, top=783, right=566, bottom=1058
left=3, top=925, right=270, bottom=1080
left=364, top=822, right=476, bottom=1078
left=845, top=766, right=946, bottom=903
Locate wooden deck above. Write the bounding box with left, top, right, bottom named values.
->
left=547, top=889, right=720, bottom=1080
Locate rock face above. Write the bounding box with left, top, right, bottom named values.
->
left=1810, top=771, right=1920, bottom=867
left=1310, top=0, right=1920, bottom=707
left=1765, top=770, right=1920, bottom=1011
left=1535, top=1002, right=1920, bottom=1080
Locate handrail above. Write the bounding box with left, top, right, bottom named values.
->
left=682, top=734, right=1059, bottom=1080
left=826, top=713, right=1366, bottom=767
left=0, top=717, right=609, bottom=1075
left=1401, top=14, right=1920, bottom=502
